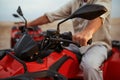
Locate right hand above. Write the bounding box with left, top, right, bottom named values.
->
left=72, top=30, right=93, bottom=46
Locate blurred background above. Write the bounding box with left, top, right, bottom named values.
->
left=0, top=0, right=120, bottom=49
left=0, top=0, right=120, bottom=21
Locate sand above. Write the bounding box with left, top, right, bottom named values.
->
left=0, top=18, right=120, bottom=49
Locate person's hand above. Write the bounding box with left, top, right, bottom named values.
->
left=14, top=22, right=25, bottom=27
left=14, top=22, right=32, bottom=28
left=72, top=31, right=92, bottom=46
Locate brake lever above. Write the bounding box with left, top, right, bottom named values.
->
left=48, top=38, right=92, bottom=48
left=72, top=38, right=92, bottom=47
left=49, top=38, right=80, bottom=47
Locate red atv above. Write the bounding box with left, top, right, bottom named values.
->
left=11, top=24, right=43, bottom=48
left=11, top=9, right=43, bottom=48
left=0, top=4, right=120, bottom=80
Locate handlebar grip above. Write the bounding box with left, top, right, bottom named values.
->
left=87, top=39, right=92, bottom=45
left=74, top=39, right=92, bottom=47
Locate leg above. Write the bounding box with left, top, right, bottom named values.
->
left=80, top=45, right=108, bottom=80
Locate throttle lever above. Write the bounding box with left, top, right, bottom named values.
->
left=87, top=39, right=92, bottom=45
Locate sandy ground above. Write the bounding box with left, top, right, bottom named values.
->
left=0, top=18, right=120, bottom=49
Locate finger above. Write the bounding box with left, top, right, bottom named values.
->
left=80, top=38, right=87, bottom=46
left=72, top=35, right=78, bottom=42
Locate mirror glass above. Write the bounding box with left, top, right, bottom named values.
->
left=69, top=4, right=107, bottom=20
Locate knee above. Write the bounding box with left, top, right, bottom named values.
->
left=80, top=59, right=100, bottom=71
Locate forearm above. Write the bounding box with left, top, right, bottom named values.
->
left=27, top=15, right=50, bottom=27
left=72, top=17, right=103, bottom=46
left=83, top=17, right=102, bottom=35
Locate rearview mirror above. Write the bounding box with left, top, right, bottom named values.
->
left=17, top=6, right=23, bottom=16
left=57, top=4, right=107, bottom=33
left=69, top=4, right=107, bottom=20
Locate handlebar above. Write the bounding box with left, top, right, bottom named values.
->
left=41, top=30, right=92, bottom=48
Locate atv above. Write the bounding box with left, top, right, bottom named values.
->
left=11, top=7, right=43, bottom=48
left=0, top=4, right=120, bottom=80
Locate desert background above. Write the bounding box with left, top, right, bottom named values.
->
left=0, top=18, right=120, bottom=49
left=0, top=0, right=120, bottom=49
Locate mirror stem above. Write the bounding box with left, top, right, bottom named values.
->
left=57, top=18, right=69, bottom=34
left=22, top=15, right=28, bottom=33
